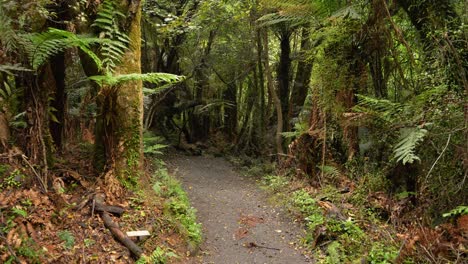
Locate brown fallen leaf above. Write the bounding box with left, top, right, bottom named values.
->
left=234, top=227, right=249, bottom=240
left=239, top=214, right=264, bottom=228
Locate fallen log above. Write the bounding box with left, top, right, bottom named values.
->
left=100, top=211, right=143, bottom=258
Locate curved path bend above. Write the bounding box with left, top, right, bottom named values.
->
left=167, top=154, right=310, bottom=264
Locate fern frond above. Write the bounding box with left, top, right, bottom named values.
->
left=354, top=94, right=405, bottom=125
left=393, top=127, right=428, bottom=164
left=89, top=73, right=184, bottom=87
left=0, top=64, right=33, bottom=75
left=318, top=165, right=340, bottom=178
left=25, top=28, right=105, bottom=70
left=92, top=0, right=130, bottom=72
left=0, top=7, right=18, bottom=53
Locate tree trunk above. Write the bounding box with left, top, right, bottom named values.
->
left=190, top=30, right=216, bottom=142
left=49, top=52, right=66, bottom=150
left=337, top=46, right=365, bottom=161
left=262, top=30, right=284, bottom=156
left=288, top=26, right=313, bottom=125
left=256, top=29, right=266, bottom=140
left=222, top=82, right=237, bottom=139
left=277, top=26, right=292, bottom=132
left=93, top=0, right=144, bottom=187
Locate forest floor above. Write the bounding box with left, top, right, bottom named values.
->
left=167, top=154, right=311, bottom=264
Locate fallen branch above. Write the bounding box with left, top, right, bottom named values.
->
left=0, top=231, right=20, bottom=264
left=93, top=194, right=143, bottom=258
left=94, top=204, right=125, bottom=216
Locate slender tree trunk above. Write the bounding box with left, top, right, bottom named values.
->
left=222, top=82, right=237, bottom=139
left=191, top=30, right=216, bottom=141
left=262, top=30, right=284, bottom=155
left=257, top=29, right=266, bottom=140
left=114, top=0, right=144, bottom=176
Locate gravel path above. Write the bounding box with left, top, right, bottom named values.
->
left=167, top=154, right=310, bottom=264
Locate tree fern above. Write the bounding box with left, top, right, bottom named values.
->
left=392, top=127, right=428, bottom=164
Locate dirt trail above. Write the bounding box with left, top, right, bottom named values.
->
left=167, top=154, right=310, bottom=264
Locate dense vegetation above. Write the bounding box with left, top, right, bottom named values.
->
left=0, top=0, right=466, bottom=263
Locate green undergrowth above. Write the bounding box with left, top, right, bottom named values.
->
left=136, top=246, right=178, bottom=264
left=151, top=162, right=202, bottom=245
left=135, top=159, right=202, bottom=263
left=261, top=174, right=410, bottom=264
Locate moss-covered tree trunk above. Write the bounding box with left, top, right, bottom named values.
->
left=113, top=0, right=143, bottom=182
left=95, top=0, right=144, bottom=190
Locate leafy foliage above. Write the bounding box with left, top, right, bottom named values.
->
left=281, top=120, right=309, bottom=138
left=318, top=165, right=340, bottom=178
left=368, top=243, right=399, bottom=264
left=257, top=0, right=349, bottom=27
left=0, top=5, right=19, bottom=53
left=443, top=206, right=468, bottom=218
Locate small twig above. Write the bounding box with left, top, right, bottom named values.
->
left=244, top=242, right=280, bottom=251
left=425, top=133, right=451, bottom=183
left=20, top=154, right=47, bottom=193
left=73, top=193, right=94, bottom=211
left=0, top=232, right=20, bottom=264
left=91, top=198, right=96, bottom=219
left=381, top=0, right=415, bottom=64
left=396, top=238, right=407, bottom=262
left=32, top=78, right=48, bottom=192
